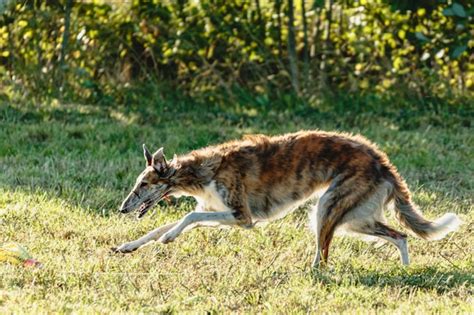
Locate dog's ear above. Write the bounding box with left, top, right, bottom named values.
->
left=152, top=147, right=167, bottom=172
left=143, top=144, right=153, bottom=166
left=170, top=154, right=178, bottom=164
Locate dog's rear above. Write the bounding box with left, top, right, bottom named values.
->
left=290, top=131, right=462, bottom=266
left=215, top=131, right=461, bottom=266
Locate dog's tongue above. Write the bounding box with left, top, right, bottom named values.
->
left=137, top=193, right=171, bottom=219
left=137, top=203, right=149, bottom=218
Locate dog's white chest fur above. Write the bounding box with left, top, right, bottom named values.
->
left=193, top=180, right=231, bottom=212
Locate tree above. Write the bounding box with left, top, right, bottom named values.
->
left=287, top=0, right=299, bottom=94
left=58, top=0, right=73, bottom=93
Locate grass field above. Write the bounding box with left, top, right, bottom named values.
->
left=0, top=99, right=473, bottom=313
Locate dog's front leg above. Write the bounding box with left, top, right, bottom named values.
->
left=113, top=221, right=178, bottom=253
left=158, top=211, right=239, bottom=244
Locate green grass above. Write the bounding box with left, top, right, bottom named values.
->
left=0, top=99, right=473, bottom=313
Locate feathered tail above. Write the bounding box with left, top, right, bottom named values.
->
left=391, top=176, right=461, bottom=240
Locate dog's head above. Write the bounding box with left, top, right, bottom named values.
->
left=119, top=144, right=178, bottom=218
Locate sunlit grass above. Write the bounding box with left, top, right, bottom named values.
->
left=0, top=101, right=473, bottom=312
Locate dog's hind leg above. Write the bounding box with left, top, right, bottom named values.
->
left=310, top=187, right=354, bottom=268
left=310, top=174, right=386, bottom=269
left=346, top=221, right=409, bottom=265
left=309, top=195, right=329, bottom=268
left=339, top=181, right=410, bottom=265
left=374, top=222, right=409, bottom=265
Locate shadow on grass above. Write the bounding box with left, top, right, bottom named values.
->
left=1, top=102, right=112, bottom=124
left=312, top=266, right=474, bottom=293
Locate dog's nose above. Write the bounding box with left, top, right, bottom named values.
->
left=119, top=205, right=130, bottom=214
left=119, top=200, right=131, bottom=213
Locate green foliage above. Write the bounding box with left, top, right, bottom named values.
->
left=0, top=0, right=472, bottom=105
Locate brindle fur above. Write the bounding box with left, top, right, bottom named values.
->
left=114, top=131, right=461, bottom=267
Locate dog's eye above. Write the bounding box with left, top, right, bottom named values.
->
left=140, top=182, right=148, bottom=188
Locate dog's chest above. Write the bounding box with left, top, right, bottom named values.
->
left=193, top=181, right=231, bottom=212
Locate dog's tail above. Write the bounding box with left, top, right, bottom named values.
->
left=390, top=175, right=461, bottom=240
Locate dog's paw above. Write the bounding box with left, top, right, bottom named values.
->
left=158, top=231, right=178, bottom=244
left=112, top=242, right=139, bottom=254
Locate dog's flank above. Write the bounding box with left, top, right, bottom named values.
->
left=115, top=131, right=461, bottom=267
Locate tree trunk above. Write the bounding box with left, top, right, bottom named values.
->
left=325, top=0, right=333, bottom=46
left=33, top=0, right=42, bottom=68
left=59, top=0, right=73, bottom=93
left=287, top=0, right=299, bottom=94
left=320, top=0, right=333, bottom=90
left=255, top=0, right=265, bottom=42
left=301, top=0, right=309, bottom=81
left=310, top=7, right=322, bottom=59
left=274, top=0, right=283, bottom=59
left=6, top=23, right=15, bottom=76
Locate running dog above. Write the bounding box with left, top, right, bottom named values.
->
left=113, top=131, right=461, bottom=267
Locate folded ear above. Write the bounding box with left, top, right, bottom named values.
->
left=143, top=144, right=152, bottom=166
left=152, top=147, right=167, bottom=172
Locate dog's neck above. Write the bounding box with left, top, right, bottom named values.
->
left=172, top=153, right=222, bottom=195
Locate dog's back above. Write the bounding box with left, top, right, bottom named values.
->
left=203, top=131, right=393, bottom=219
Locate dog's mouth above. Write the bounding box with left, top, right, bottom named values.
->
left=136, top=191, right=171, bottom=218
left=137, top=202, right=151, bottom=218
